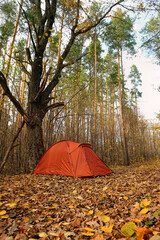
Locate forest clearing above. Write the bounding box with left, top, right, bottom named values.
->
left=0, top=160, right=160, bottom=240
left=0, top=0, right=160, bottom=175
left=0, top=0, right=160, bottom=239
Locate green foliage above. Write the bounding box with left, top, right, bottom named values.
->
left=141, top=13, right=160, bottom=63
left=129, top=64, right=142, bottom=99
left=103, top=8, right=136, bottom=55
left=14, top=39, right=27, bottom=62
left=0, top=0, right=16, bottom=49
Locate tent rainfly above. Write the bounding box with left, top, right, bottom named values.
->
left=33, top=140, right=112, bottom=177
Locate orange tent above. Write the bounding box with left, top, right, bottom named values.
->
left=33, top=140, right=112, bottom=177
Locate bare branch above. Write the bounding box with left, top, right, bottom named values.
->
left=33, top=66, right=52, bottom=102
left=0, top=120, right=25, bottom=173
left=0, top=71, right=29, bottom=121
left=20, top=62, right=31, bottom=79
left=62, top=52, right=88, bottom=68
left=43, top=102, right=64, bottom=114
left=75, top=0, right=124, bottom=35
left=21, top=7, right=37, bottom=53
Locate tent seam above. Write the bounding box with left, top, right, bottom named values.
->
left=67, top=142, right=75, bottom=177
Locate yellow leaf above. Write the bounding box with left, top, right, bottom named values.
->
left=87, top=210, right=93, bottom=215
left=141, top=199, right=151, bottom=207
left=82, top=232, right=94, bottom=236
left=1, top=215, right=9, bottom=219
left=45, top=32, right=48, bottom=37
left=101, top=215, right=110, bottom=223
left=9, top=202, right=17, bottom=207
left=69, top=205, right=74, bottom=209
left=121, top=222, right=137, bottom=237
left=140, top=208, right=148, bottom=214
left=0, top=210, right=6, bottom=216
left=39, top=232, right=48, bottom=238
left=83, top=227, right=95, bottom=232
left=25, top=217, right=30, bottom=223
left=101, top=224, right=114, bottom=233
left=124, top=196, right=128, bottom=200
left=20, top=194, right=25, bottom=197
left=96, top=211, right=103, bottom=216
left=52, top=203, right=58, bottom=208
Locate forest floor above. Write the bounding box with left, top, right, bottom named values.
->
left=0, top=160, right=160, bottom=240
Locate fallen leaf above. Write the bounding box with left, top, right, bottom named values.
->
left=140, top=208, right=148, bottom=214
left=48, top=232, right=59, bottom=236
left=103, top=186, right=108, bottom=191
left=141, top=199, right=151, bottom=207
left=9, top=202, right=17, bottom=207
left=64, top=231, right=76, bottom=237
left=150, top=236, right=160, bottom=240
left=39, top=232, right=48, bottom=238
left=24, top=217, right=30, bottom=223
left=96, top=211, right=103, bottom=216
left=15, top=233, right=27, bottom=240
left=123, top=196, right=128, bottom=200
left=0, top=210, right=6, bottom=216
left=121, top=222, right=137, bottom=237
left=83, top=227, right=95, bottom=232
left=101, top=224, right=114, bottom=233
left=87, top=210, right=93, bottom=215
left=93, top=234, right=105, bottom=240
left=101, top=215, right=110, bottom=223
left=82, top=232, right=94, bottom=236
left=69, top=205, right=74, bottom=209
left=136, top=227, right=152, bottom=240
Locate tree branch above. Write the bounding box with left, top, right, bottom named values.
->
left=41, top=0, right=124, bottom=101
left=33, top=66, right=52, bottom=102
left=21, top=7, right=37, bottom=53
left=62, top=52, right=88, bottom=68
left=0, top=71, right=29, bottom=121
left=0, top=120, right=25, bottom=173
left=75, top=0, right=124, bottom=35
left=43, top=102, right=64, bottom=114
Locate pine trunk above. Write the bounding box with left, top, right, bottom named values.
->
left=118, top=46, right=130, bottom=166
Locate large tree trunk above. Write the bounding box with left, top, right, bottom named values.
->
left=26, top=113, right=44, bottom=171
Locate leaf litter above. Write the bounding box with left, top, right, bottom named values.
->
left=0, top=164, right=160, bottom=239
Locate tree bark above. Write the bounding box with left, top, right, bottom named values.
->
left=118, top=46, right=130, bottom=166
left=26, top=115, right=44, bottom=171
